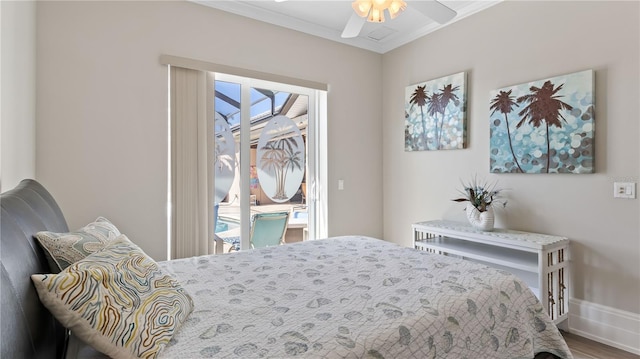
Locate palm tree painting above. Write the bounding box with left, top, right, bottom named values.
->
left=490, top=90, right=523, bottom=172
left=405, top=72, right=467, bottom=151
left=257, top=115, right=305, bottom=203
left=489, top=70, right=594, bottom=174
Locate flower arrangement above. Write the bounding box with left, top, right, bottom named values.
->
left=452, top=176, right=507, bottom=212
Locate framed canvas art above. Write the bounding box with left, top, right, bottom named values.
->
left=405, top=72, right=467, bottom=151
left=489, top=69, right=594, bottom=173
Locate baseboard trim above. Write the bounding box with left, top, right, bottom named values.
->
left=568, top=298, right=640, bottom=355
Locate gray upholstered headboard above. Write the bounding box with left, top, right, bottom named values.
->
left=1, top=179, right=69, bottom=359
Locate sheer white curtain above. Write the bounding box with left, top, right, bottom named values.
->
left=170, top=66, right=213, bottom=259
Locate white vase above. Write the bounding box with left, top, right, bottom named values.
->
left=466, top=203, right=495, bottom=231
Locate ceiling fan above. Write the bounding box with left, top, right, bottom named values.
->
left=341, top=0, right=457, bottom=38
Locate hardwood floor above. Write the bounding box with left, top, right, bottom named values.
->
left=562, top=331, right=640, bottom=359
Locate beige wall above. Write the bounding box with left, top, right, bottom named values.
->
left=35, top=1, right=382, bottom=260
left=9, top=0, right=638, bottom=325
left=382, top=1, right=639, bottom=314
left=1, top=0, right=36, bottom=192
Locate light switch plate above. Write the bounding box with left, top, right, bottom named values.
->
left=613, top=182, right=636, bottom=199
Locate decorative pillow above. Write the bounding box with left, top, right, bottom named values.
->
left=35, top=216, right=121, bottom=272
left=31, top=235, right=194, bottom=359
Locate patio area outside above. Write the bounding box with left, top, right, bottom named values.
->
left=213, top=78, right=311, bottom=253
left=215, top=201, right=308, bottom=253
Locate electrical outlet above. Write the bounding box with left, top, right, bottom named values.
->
left=613, top=182, right=636, bottom=199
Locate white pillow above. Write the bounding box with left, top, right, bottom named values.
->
left=35, top=216, right=121, bottom=272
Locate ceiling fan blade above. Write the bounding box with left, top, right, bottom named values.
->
left=341, top=12, right=366, bottom=38
left=411, top=0, right=457, bottom=24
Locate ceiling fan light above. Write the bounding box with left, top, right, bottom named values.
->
left=388, top=0, right=406, bottom=19
left=352, top=0, right=406, bottom=23
left=352, top=0, right=372, bottom=18
left=368, top=7, right=385, bottom=22
left=372, top=0, right=392, bottom=9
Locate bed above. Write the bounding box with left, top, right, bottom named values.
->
left=1, top=179, right=572, bottom=359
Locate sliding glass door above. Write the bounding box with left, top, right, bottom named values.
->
left=211, top=73, right=322, bottom=251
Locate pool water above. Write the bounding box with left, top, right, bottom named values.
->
left=292, top=211, right=308, bottom=219
left=215, top=217, right=240, bottom=233
left=215, top=221, right=228, bottom=233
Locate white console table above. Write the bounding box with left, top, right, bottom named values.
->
left=412, top=220, right=569, bottom=324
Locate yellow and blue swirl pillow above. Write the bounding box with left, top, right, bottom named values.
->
left=31, top=235, right=194, bottom=359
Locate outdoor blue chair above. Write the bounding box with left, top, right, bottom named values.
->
left=250, top=211, right=290, bottom=249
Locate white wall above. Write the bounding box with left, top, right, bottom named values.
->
left=35, top=1, right=382, bottom=260
left=382, top=0, right=639, bottom=316
left=1, top=0, right=36, bottom=192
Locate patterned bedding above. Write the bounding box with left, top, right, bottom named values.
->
left=159, top=236, right=572, bottom=358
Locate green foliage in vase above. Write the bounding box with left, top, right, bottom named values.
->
left=452, top=176, right=507, bottom=212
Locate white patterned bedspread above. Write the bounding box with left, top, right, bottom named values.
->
left=159, top=236, right=572, bottom=359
